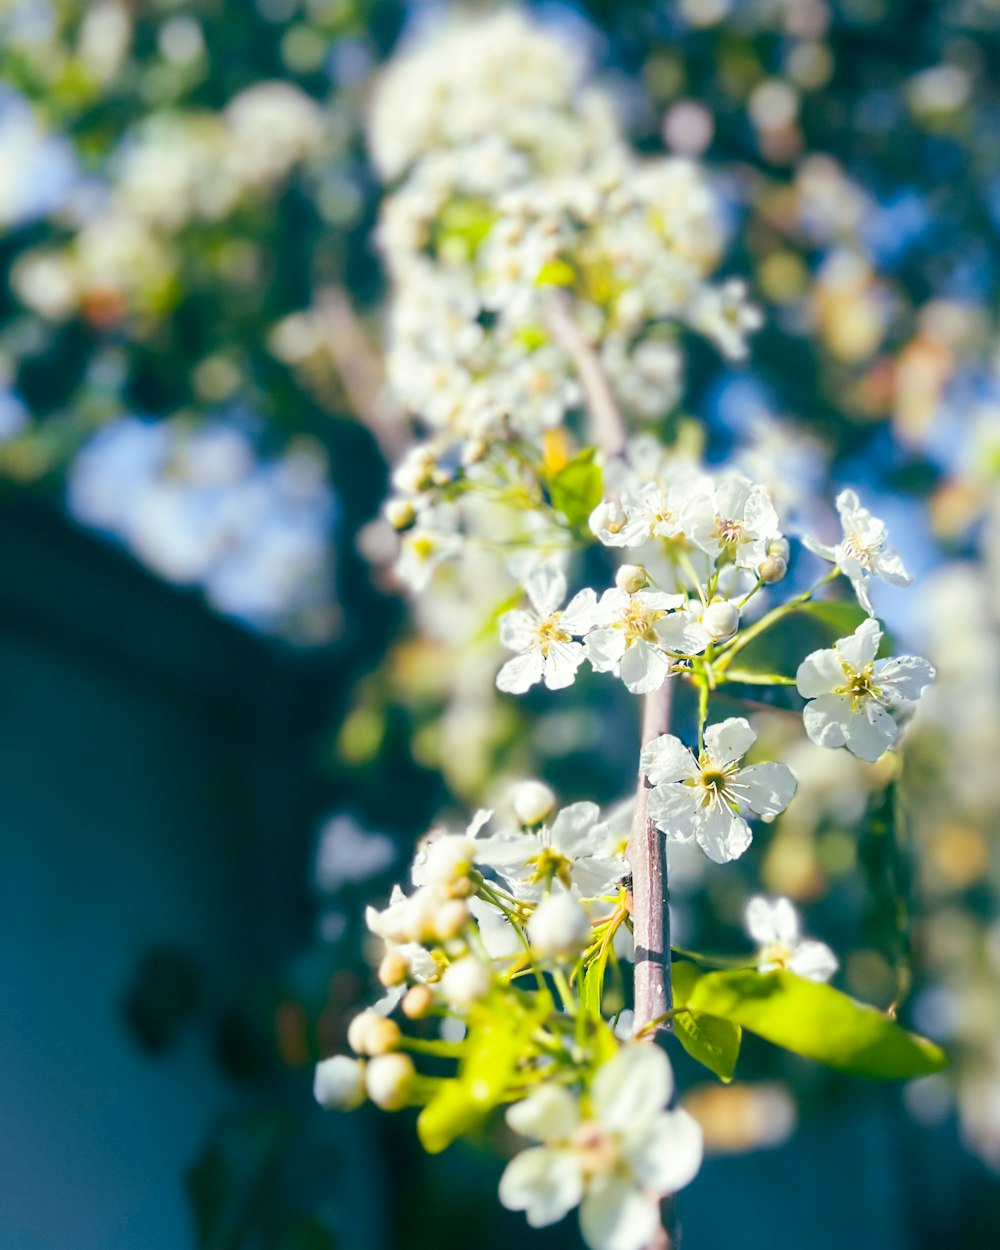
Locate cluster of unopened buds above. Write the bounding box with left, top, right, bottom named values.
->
left=317, top=13, right=946, bottom=1250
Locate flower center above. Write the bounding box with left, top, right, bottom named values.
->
left=571, top=1121, right=620, bottom=1179
left=526, top=846, right=574, bottom=889
left=535, top=612, right=572, bottom=656
left=620, top=603, right=664, bottom=643
left=835, top=662, right=881, bottom=710
left=760, top=941, right=792, bottom=970
left=841, top=531, right=878, bottom=566
left=717, top=518, right=744, bottom=546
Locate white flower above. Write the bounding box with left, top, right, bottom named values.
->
left=745, top=896, right=838, bottom=982
left=589, top=477, right=711, bottom=550
left=475, top=801, right=625, bottom=898
left=529, top=890, right=592, bottom=958
left=497, top=563, right=598, bottom=694
left=439, top=954, right=493, bottom=1008
left=498, top=1046, right=703, bottom=1250
left=314, top=1056, right=367, bottom=1111
left=687, top=278, right=763, bottom=360
left=803, top=489, right=912, bottom=615
left=365, top=1053, right=415, bottom=1111
left=795, top=618, right=935, bottom=762
left=585, top=587, right=687, bottom=694
left=641, top=717, right=797, bottom=863
left=689, top=475, right=783, bottom=572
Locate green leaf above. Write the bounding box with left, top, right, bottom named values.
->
left=729, top=600, right=893, bottom=682
left=686, top=969, right=946, bottom=1080
left=582, top=939, right=614, bottom=1015
left=670, top=961, right=741, bottom=1082
left=547, top=448, right=603, bottom=531
left=417, top=992, right=550, bottom=1153
left=536, top=258, right=576, bottom=287
left=673, top=1009, right=742, bottom=1083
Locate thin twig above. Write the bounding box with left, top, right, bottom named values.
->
left=546, top=290, right=628, bottom=456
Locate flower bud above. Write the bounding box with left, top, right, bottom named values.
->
left=314, top=1055, right=367, bottom=1111
left=392, top=448, right=436, bottom=494
left=439, top=955, right=492, bottom=1009
left=757, top=554, right=787, bottom=584
left=529, top=892, right=591, bottom=959
left=384, top=498, right=416, bottom=530
left=365, top=1053, right=415, bottom=1111
left=402, top=984, right=434, bottom=1019
left=589, top=499, right=627, bottom=538
left=768, top=537, right=790, bottom=562
left=615, top=564, right=647, bottom=594
left=512, top=779, right=555, bottom=827
left=461, top=438, right=488, bottom=466
left=347, top=1009, right=400, bottom=1056
left=432, top=898, right=471, bottom=942
left=419, top=834, right=474, bottom=894
left=701, top=599, right=741, bottom=643
left=378, top=949, right=410, bottom=988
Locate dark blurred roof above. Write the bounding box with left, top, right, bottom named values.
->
left=0, top=493, right=351, bottom=744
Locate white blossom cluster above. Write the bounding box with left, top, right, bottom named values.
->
left=371, top=11, right=763, bottom=594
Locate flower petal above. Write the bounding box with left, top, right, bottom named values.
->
left=704, top=716, right=755, bottom=768
left=550, top=802, right=604, bottom=858
left=525, top=562, right=567, bottom=618
left=561, top=587, right=600, bottom=634
left=745, top=895, right=796, bottom=946
left=795, top=646, right=843, bottom=698
left=498, top=609, right=539, bottom=652
left=579, top=1179, right=661, bottom=1250
left=875, top=655, right=935, bottom=702
left=736, top=762, right=797, bottom=817
left=695, top=803, right=752, bottom=863
left=789, top=939, right=839, bottom=983
left=802, top=693, right=851, bottom=750
left=836, top=619, right=882, bottom=670
left=507, top=1084, right=580, bottom=1142
left=626, top=1108, right=704, bottom=1196
left=592, top=1045, right=673, bottom=1132
left=640, top=735, right=699, bottom=786
left=499, top=1146, right=585, bottom=1228
left=586, top=629, right=626, bottom=672
left=647, top=786, right=700, bottom=842
left=497, top=650, right=545, bottom=694
left=842, top=700, right=898, bottom=762
left=543, top=640, right=586, bottom=690
left=619, top=640, right=669, bottom=694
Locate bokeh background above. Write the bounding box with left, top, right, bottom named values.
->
left=2, top=2, right=1000, bottom=1248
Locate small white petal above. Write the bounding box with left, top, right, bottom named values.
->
left=802, top=693, right=851, bottom=751
left=872, top=546, right=912, bottom=587
left=695, top=804, right=752, bottom=863
left=498, top=608, right=538, bottom=653
left=507, top=1085, right=580, bottom=1142
left=626, top=1107, right=704, bottom=1196
left=550, top=802, right=605, bottom=858
left=592, top=1046, right=673, bottom=1133
left=499, top=1146, right=585, bottom=1228
left=789, top=939, right=839, bottom=983
left=737, top=762, right=797, bottom=817
left=842, top=700, right=898, bottom=762
left=745, top=896, right=783, bottom=945
left=640, top=735, right=699, bottom=786
left=525, top=562, right=567, bottom=618
left=795, top=647, right=843, bottom=698
left=579, top=1179, right=661, bottom=1250
left=875, top=655, right=935, bottom=702
left=543, top=640, right=586, bottom=690
left=497, top=650, right=545, bottom=694
left=836, top=619, right=882, bottom=670
left=561, top=587, right=600, bottom=634
left=704, top=716, right=756, bottom=768
left=619, top=640, right=669, bottom=694
left=586, top=628, right=626, bottom=672
left=646, top=785, right=701, bottom=841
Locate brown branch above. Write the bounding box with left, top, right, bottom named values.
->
left=546, top=290, right=628, bottom=457
left=628, top=679, right=674, bottom=1036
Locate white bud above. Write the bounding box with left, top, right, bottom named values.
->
left=461, top=438, right=488, bottom=466
left=757, top=554, right=787, bottom=584
left=615, top=564, right=647, bottom=594
left=512, top=780, right=556, bottom=827
left=589, top=498, right=627, bottom=538
left=378, top=949, right=409, bottom=988
left=314, top=1055, right=367, bottom=1111
left=701, top=599, right=741, bottom=643
left=347, top=1009, right=400, bottom=1056
left=432, top=898, right=470, bottom=941
left=391, top=448, right=436, bottom=494
left=384, top=498, right=416, bottom=530
left=402, top=984, right=434, bottom=1019
left=529, top=892, right=591, bottom=959
left=768, top=537, right=790, bottom=562
left=418, top=835, right=474, bottom=892
left=365, top=1053, right=415, bottom=1111
left=439, top=955, right=492, bottom=1009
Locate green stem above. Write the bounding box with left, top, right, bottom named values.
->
left=713, top=569, right=839, bottom=674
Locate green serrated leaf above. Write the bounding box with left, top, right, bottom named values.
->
left=583, top=940, right=614, bottom=1015
left=417, top=992, right=550, bottom=1153
left=547, top=448, right=603, bottom=530
left=686, top=969, right=946, bottom=1080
